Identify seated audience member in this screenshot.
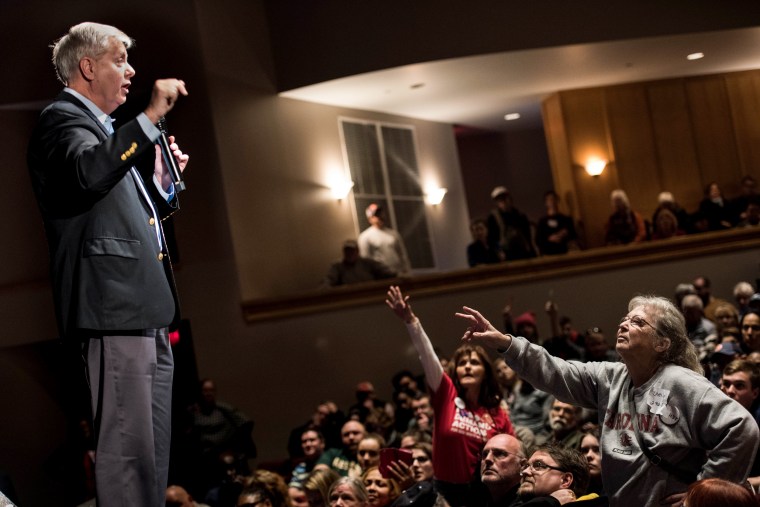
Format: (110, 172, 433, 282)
(682, 478, 756, 507)
(398, 429, 432, 450)
(467, 218, 502, 267)
(578, 429, 604, 497)
(288, 402, 345, 459)
(698, 182, 734, 231)
(543, 301, 583, 360)
(362, 467, 401, 507)
(674, 283, 697, 309)
(508, 379, 553, 437)
(721, 360, 760, 425)
(246, 470, 291, 507)
(190, 379, 255, 497)
(535, 400, 584, 450)
(516, 443, 591, 505)
(166, 485, 211, 507)
(317, 421, 367, 478)
(706, 341, 742, 387)
(681, 294, 716, 349)
(651, 207, 684, 240)
(733, 281, 756, 318)
(582, 329, 618, 362)
(502, 300, 540, 344)
(748, 351, 760, 365)
(289, 484, 310, 507)
(736, 201, 760, 228)
(693, 276, 731, 323)
(291, 430, 327, 487)
(304, 468, 341, 507)
(480, 434, 524, 507)
(729, 175, 760, 224)
(486, 186, 536, 261)
(409, 392, 434, 433)
(325, 240, 396, 287)
(535, 191, 577, 256)
(651, 191, 690, 235)
(741, 310, 760, 354)
(359, 204, 412, 276)
(604, 189, 646, 245)
(238, 486, 273, 507)
(409, 442, 436, 484)
(348, 382, 394, 430)
(357, 434, 386, 472)
(328, 477, 369, 507)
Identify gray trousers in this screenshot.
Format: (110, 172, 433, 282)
(83, 329, 173, 507)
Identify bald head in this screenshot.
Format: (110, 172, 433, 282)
(481, 434, 524, 497)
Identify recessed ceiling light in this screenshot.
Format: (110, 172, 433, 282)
(687, 52, 704, 61)
(504, 113, 521, 121)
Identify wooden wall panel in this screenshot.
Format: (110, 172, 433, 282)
(685, 75, 742, 195)
(559, 89, 618, 248)
(725, 70, 760, 181)
(542, 69, 760, 248)
(646, 80, 704, 212)
(605, 84, 661, 219)
(542, 94, 578, 218)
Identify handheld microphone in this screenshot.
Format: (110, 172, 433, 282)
(157, 116, 186, 193)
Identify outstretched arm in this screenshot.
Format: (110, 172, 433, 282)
(456, 306, 513, 351)
(386, 286, 443, 391)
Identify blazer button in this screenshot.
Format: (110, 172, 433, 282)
(158, 252, 164, 261)
(131, 142, 138, 149)
(149, 217, 155, 226)
(120, 154, 127, 161)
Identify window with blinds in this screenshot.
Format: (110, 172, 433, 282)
(340, 119, 435, 270)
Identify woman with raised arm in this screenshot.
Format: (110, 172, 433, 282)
(385, 286, 513, 507)
(455, 295, 758, 507)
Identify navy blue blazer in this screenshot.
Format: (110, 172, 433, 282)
(28, 92, 180, 337)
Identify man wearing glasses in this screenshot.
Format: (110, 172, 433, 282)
(516, 443, 590, 505)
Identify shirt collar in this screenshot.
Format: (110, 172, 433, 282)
(63, 87, 113, 127)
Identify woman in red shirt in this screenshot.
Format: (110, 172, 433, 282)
(386, 286, 514, 507)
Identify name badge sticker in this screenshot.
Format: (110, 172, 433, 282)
(646, 388, 670, 415)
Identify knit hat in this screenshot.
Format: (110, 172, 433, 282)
(514, 311, 537, 327)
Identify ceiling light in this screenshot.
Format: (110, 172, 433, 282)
(504, 113, 521, 121)
(687, 52, 704, 61)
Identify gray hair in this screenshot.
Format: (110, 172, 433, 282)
(734, 281, 755, 299)
(610, 189, 630, 208)
(51, 22, 133, 85)
(328, 477, 368, 505)
(629, 295, 702, 373)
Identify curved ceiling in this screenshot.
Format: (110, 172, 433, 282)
(280, 26, 760, 132)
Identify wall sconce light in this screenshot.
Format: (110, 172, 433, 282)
(425, 187, 448, 206)
(585, 158, 607, 177)
(330, 179, 355, 200)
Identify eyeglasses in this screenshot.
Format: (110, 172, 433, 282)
(480, 448, 526, 462)
(520, 460, 565, 474)
(742, 324, 760, 332)
(619, 315, 657, 332)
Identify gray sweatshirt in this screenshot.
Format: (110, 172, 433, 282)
(502, 335, 758, 507)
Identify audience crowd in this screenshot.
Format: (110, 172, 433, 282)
(153, 273, 760, 507)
